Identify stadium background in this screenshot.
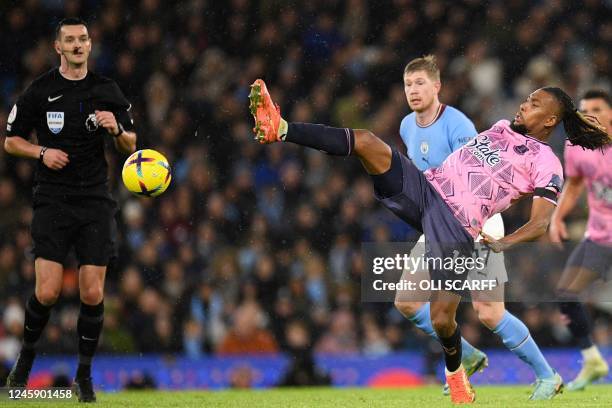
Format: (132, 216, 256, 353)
(0, 0, 610, 390)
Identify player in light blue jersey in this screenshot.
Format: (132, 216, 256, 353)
(394, 56, 561, 400)
(399, 101, 475, 171)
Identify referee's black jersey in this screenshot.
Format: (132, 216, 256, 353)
(6, 68, 134, 198)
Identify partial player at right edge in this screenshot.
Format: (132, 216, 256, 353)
(550, 89, 612, 391)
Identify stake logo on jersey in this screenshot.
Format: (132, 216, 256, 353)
(46, 112, 64, 134)
(465, 134, 501, 166)
(85, 113, 99, 132)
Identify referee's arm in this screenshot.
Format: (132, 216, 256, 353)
(114, 130, 137, 154)
(94, 110, 137, 154)
(5, 88, 69, 169)
(4, 136, 69, 170)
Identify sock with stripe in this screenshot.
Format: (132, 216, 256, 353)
(493, 310, 554, 379)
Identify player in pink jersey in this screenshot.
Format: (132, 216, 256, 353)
(424, 118, 564, 239)
(550, 90, 612, 391)
(249, 80, 610, 403)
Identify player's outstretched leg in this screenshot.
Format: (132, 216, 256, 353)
(6, 259, 61, 388)
(249, 79, 394, 177)
(430, 291, 475, 404)
(472, 299, 563, 400)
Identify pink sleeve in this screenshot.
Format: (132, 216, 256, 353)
(532, 152, 564, 205)
(564, 142, 582, 178)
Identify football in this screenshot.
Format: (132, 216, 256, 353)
(122, 149, 172, 197)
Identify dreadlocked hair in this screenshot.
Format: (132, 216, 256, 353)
(541, 87, 610, 150)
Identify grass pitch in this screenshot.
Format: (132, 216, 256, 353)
(9, 385, 612, 407)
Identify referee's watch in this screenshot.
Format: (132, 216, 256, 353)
(113, 122, 125, 138)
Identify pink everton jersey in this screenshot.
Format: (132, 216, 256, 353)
(424, 120, 563, 238)
(564, 141, 612, 245)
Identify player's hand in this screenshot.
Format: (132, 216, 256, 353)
(480, 231, 507, 253)
(549, 217, 568, 246)
(583, 114, 607, 133)
(42, 148, 69, 170)
(95, 110, 119, 136)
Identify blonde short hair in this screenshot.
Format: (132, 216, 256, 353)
(403, 55, 440, 82)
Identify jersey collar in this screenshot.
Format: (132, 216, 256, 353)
(416, 104, 446, 128)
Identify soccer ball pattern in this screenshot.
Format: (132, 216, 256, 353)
(122, 149, 171, 197)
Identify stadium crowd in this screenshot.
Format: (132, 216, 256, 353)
(0, 0, 610, 380)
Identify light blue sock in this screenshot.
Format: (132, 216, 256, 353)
(494, 311, 554, 379)
(409, 303, 476, 358)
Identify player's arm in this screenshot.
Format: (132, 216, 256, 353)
(549, 176, 584, 242)
(482, 198, 556, 252)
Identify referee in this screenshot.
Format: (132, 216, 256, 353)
(3, 18, 136, 402)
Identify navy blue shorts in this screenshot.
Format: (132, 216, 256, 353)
(566, 239, 612, 278)
(374, 150, 475, 284)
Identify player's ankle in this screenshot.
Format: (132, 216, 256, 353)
(76, 362, 92, 379)
(446, 364, 464, 375)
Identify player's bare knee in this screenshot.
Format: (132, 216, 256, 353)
(431, 312, 455, 338)
(81, 285, 104, 304)
(35, 286, 60, 305)
(358, 130, 388, 152)
(474, 302, 504, 329)
(354, 129, 376, 149)
(394, 299, 419, 318)
(354, 130, 391, 174)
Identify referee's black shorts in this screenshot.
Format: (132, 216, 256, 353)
(31, 193, 117, 266)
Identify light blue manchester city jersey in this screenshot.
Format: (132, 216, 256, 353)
(399, 105, 477, 171)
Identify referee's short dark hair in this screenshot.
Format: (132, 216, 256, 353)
(581, 89, 611, 107)
(55, 17, 88, 39)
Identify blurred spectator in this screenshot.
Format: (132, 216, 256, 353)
(279, 320, 331, 386)
(217, 301, 278, 355)
(315, 310, 359, 354)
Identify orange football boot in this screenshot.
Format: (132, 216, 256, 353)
(446, 365, 476, 404)
(248, 79, 282, 144)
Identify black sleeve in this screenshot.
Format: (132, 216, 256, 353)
(108, 82, 135, 132)
(6, 84, 38, 138)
